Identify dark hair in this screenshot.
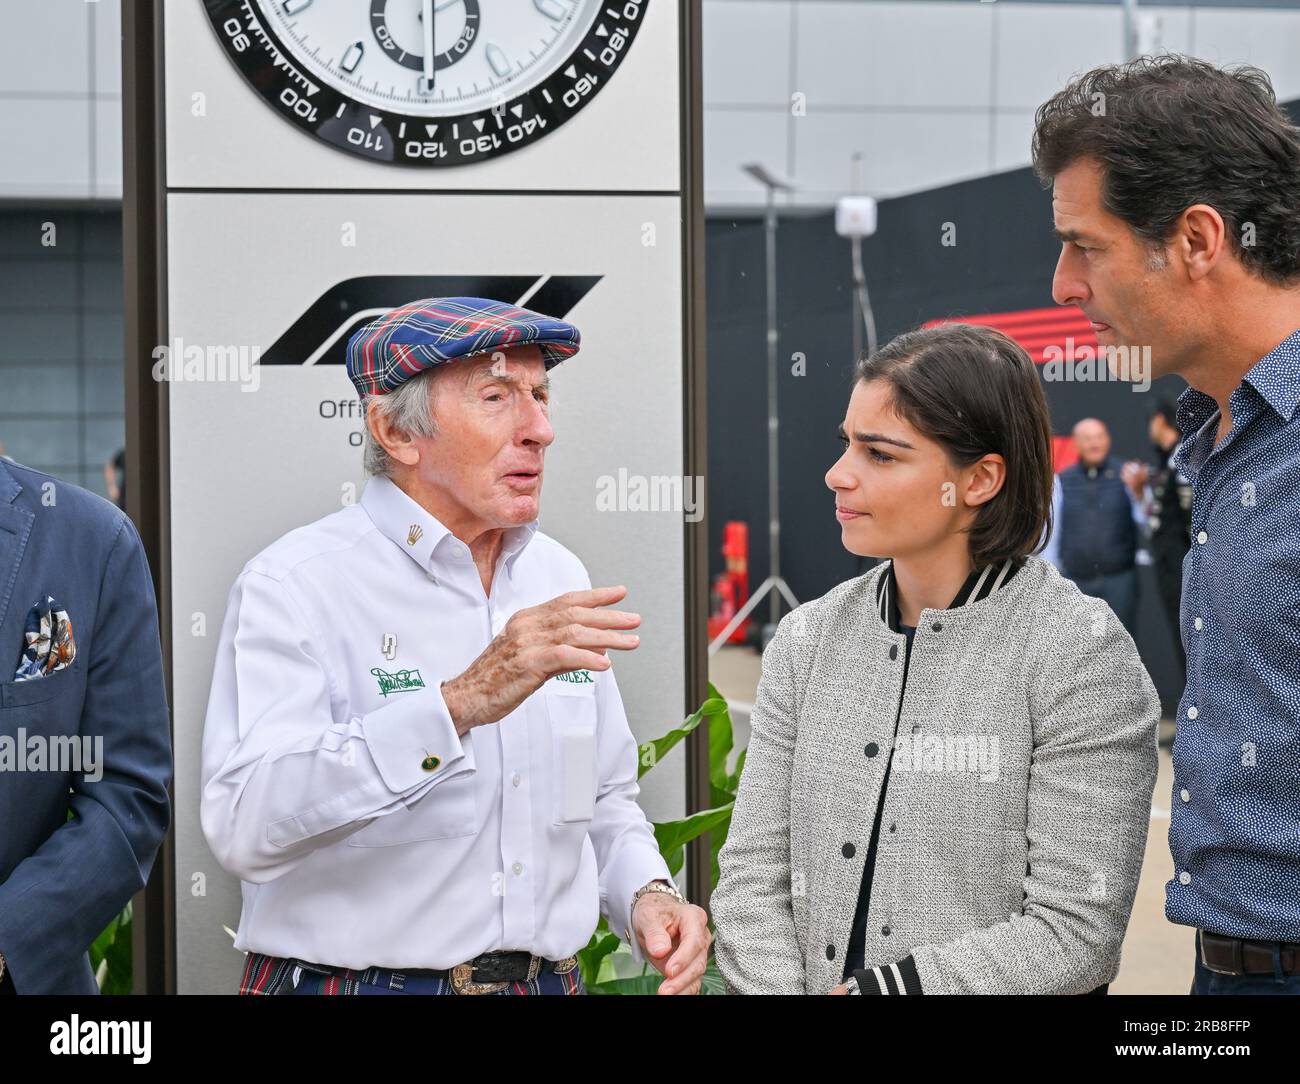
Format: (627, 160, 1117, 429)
(1151, 399, 1179, 430)
(854, 323, 1054, 569)
(1032, 54, 1300, 285)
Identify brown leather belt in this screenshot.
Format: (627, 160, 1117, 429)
(1200, 930, 1300, 976)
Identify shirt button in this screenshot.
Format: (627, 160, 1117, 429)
(512, 862, 524, 876)
(1196, 530, 1208, 544)
(1180, 788, 1190, 802)
(1179, 871, 1191, 885)
(842, 842, 856, 859)
(1193, 617, 1202, 630)
(511, 772, 521, 788)
(1187, 706, 1199, 720)
(426, 571, 437, 583)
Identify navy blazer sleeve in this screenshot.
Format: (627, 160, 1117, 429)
(0, 516, 172, 994)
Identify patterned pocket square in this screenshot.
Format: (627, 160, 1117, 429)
(14, 594, 77, 682)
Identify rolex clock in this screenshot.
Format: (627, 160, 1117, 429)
(203, 0, 649, 165)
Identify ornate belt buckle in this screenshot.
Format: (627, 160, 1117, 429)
(449, 960, 509, 996)
(551, 955, 578, 975)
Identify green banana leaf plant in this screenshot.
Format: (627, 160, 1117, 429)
(578, 683, 744, 994)
(89, 902, 133, 994)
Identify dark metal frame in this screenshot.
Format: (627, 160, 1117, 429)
(123, 0, 175, 995)
(679, 0, 711, 914)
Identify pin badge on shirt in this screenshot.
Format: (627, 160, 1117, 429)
(381, 633, 397, 661)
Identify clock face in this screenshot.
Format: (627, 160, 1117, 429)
(203, 0, 649, 166)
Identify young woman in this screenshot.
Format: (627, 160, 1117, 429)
(712, 323, 1160, 995)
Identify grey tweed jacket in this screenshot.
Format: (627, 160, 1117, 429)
(712, 555, 1160, 995)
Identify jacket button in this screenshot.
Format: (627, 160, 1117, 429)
(931, 621, 943, 632)
(865, 742, 879, 757)
(825, 944, 836, 960)
(881, 925, 891, 936)
(889, 643, 898, 660)
(889, 823, 897, 833)
(842, 842, 856, 859)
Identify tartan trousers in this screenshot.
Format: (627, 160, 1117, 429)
(239, 951, 585, 996)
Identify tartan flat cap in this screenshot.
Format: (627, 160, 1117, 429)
(346, 296, 581, 397)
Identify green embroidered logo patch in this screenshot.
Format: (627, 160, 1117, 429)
(371, 667, 427, 697)
(552, 669, 594, 685)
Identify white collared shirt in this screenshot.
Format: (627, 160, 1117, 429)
(200, 472, 672, 970)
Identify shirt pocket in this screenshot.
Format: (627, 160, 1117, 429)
(345, 757, 480, 847)
(545, 680, 599, 825)
(1, 656, 83, 711)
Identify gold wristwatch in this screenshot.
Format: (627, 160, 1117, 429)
(629, 879, 686, 934)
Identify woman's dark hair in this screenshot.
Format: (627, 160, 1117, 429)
(854, 323, 1054, 569)
(1032, 54, 1300, 286)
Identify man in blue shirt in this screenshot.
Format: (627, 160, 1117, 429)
(1034, 55, 1300, 993)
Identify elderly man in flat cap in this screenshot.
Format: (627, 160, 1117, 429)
(201, 296, 709, 995)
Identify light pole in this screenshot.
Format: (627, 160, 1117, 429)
(709, 164, 800, 654)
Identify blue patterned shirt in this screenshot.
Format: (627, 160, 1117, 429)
(1167, 327, 1300, 942)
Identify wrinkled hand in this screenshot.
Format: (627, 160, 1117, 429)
(633, 890, 712, 995)
(441, 586, 640, 733)
(828, 982, 850, 994)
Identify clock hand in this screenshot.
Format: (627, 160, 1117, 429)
(420, 0, 435, 94)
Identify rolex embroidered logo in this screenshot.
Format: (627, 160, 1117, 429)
(552, 669, 594, 685)
(407, 524, 424, 546)
(371, 667, 426, 697)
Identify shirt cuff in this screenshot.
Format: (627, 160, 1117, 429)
(600, 843, 674, 967)
(360, 684, 473, 797)
(853, 955, 923, 995)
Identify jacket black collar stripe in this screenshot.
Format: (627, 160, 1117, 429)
(874, 557, 1021, 633)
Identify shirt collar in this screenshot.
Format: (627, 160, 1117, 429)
(1240, 327, 1300, 424)
(1173, 327, 1300, 475)
(875, 557, 1020, 633)
(359, 473, 538, 575)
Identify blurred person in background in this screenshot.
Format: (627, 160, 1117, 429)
(1040, 417, 1147, 636)
(1126, 402, 1193, 679)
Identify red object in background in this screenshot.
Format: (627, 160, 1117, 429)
(708, 521, 751, 645)
(922, 305, 1099, 365)
(924, 305, 1098, 477)
(1051, 435, 1079, 474)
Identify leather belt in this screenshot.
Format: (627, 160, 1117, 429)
(1200, 930, 1300, 976)
(289, 950, 579, 996)
(449, 950, 578, 995)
